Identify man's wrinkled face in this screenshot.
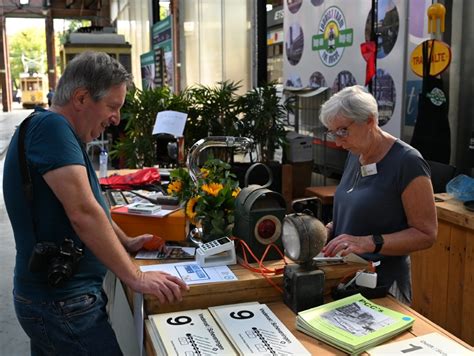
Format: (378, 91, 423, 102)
(82, 83, 127, 143)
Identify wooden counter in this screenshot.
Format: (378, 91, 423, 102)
(125, 257, 365, 316)
(411, 193, 474, 346)
(124, 254, 473, 355)
(143, 295, 474, 356)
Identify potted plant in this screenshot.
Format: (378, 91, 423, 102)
(185, 80, 242, 139)
(238, 82, 290, 163)
(111, 86, 189, 168)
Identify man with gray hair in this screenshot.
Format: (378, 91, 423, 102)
(3, 52, 188, 355)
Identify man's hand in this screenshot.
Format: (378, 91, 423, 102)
(124, 234, 166, 253)
(134, 270, 189, 304)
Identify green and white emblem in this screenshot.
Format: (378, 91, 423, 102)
(312, 6, 353, 67)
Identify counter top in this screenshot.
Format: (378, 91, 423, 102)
(126, 257, 365, 315)
(144, 297, 474, 356)
(435, 193, 474, 230)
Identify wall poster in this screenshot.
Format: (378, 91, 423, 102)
(140, 51, 156, 90)
(152, 16, 174, 91)
(283, 0, 408, 138)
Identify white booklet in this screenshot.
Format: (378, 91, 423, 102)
(126, 202, 161, 215)
(148, 309, 237, 355)
(209, 302, 311, 355)
(367, 332, 474, 355)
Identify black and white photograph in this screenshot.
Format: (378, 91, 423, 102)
(374, 68, 396, 126)
(331, 70, 357, 94)
(321, 302, 395, 337)
(308, 71, 327, 89)
(287, 0, 303, 14)
(365, 0, 399, 59)
(311, 0, 324, 6)
(285, 22, 304, 65)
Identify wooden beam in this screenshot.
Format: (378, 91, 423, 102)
(0, 16, 12, 112)
(45, 14, 56, 90)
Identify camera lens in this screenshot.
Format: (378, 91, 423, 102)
(47, 258, 73, 287)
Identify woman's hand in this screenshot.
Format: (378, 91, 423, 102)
(322, 234, 374, 257)
(325, 221, 334, 239)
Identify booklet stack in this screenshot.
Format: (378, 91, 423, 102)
(209, 302, 310, 355)
(147, 302, 311, 355)
(296, 293, 415, 355)
(148, 309, 236, 355)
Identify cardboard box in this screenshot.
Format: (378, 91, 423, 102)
(111, 208, 188, 241)
(285, 131, 313, 162)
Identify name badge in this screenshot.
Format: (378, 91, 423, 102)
(361, 163, 377, 177)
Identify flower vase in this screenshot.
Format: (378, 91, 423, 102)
(188, 218, 233, 246)
(200, 218, 222, 243)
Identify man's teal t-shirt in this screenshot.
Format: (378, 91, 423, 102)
(3, 108, 109, 301)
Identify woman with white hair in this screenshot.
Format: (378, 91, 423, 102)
(321, 85, 437, 304)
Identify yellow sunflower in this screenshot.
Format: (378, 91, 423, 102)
(201, 182, 223, 197)
(200, 168, 210, 178)
(186, 196, 199, 221)
(167, 180, 183, 194)
(232, 187, 241, 198)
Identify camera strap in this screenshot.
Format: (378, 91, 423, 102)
(18, 112, 41, 242)
(18, 111, 86, 250)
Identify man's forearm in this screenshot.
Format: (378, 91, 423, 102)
(112, 220, 130, 246)
(69, 205, 142, 289)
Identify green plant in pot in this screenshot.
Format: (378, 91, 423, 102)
(238, 82, 290, 162)
(111, 86, 189, 168)
(184, 81, 243, 162)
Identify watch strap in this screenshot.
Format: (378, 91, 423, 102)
(372, 234, 384, 254)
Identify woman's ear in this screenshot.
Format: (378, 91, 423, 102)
(367, 115, 378, 128)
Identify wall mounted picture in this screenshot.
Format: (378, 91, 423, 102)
(285, 74, 303, 88)
(374, 68, 396, 126)
(332, 70, 357, 94)
(285, 22, 304, 65)
(309, 71, 327, 89)
(310, 0, 324, 6)
(365, 0, 399, 59)
(287, 0, 303, 14)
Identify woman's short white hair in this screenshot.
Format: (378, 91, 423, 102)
(319, 85, 378, 127)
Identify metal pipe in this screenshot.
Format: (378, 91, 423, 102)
(186, 136, 253, 184)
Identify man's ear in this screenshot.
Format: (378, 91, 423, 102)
(72, 88, 88, 109)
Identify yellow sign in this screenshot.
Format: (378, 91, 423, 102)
(410, 40, 451, 77)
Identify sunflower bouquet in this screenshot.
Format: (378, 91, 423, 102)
(167, 159, 241, 242)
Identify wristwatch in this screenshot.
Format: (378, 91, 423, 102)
(372, 234, 384, 254)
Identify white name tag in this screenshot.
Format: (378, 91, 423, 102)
(361, 163, 377, 177)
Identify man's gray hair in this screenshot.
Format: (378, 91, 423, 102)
(319, 85, 378, 126)
(52, 51, 133, 106)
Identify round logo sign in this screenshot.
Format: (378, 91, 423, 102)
(312, 6, 353, 67)
(410, 39, 451, 77)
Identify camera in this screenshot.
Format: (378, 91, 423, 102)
(28, 238, 84, 287)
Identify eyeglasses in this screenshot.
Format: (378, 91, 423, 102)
(325, 121, 355, 140)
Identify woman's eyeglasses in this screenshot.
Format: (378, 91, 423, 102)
(325, 121, 355, 140)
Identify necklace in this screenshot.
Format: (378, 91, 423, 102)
(346, 168, 361, 193)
